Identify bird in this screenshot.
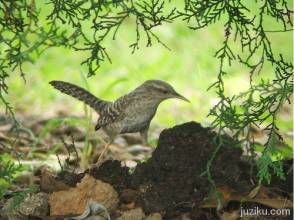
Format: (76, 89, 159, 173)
(49, 79, 189, 164)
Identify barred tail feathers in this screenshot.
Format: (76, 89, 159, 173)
(49, 80, 108, 112)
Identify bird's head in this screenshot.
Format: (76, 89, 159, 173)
(137, 80, 190, 103)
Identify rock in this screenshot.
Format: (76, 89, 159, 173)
(64, 200, 110, 220)
(117, 208, 145, 220)
(49, 175, 119, 216)
(40, 168, 71, 193)
(120, 189, 140, 205)
(18, 192, 49, 216)
(2, 192, 49, 220)
(120, 189, 140, 210)
(145, 213, 162, 220)
(2, 199, 24, 220)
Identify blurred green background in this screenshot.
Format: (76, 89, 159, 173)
(4, 1, 293, 144)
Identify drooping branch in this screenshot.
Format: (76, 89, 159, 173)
(0, 0, 293, 183)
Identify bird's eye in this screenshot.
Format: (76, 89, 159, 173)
(162, 90, 168, 94)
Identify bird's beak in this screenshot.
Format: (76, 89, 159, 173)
(174, 92, 190, 102)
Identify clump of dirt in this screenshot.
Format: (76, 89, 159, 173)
(46, 160, 132, 192)
(56, 171, 85, 187)
(130, 122, 251, 218)
(89, 160, 131, 191)
(85, 122, 253, 219)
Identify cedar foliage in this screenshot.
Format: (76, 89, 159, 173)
(0, 0, 293, 183)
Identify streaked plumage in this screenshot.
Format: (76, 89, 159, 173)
(50, 80, 189, 144)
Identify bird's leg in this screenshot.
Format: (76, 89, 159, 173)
(96, 140, 112, 166)
(140, 127, 149, 146)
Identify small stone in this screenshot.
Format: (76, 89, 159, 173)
(19, 192, 49, 216)
(117, 208, 145, 220)
(146, 213, 162, 220)
(40, 168, 71, 193)
(49, 175, 119, 216)
(2, 192, 49, 220)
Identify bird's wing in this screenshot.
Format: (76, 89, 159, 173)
(95, 94, 134, 130)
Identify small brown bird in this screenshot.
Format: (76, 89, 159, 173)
(50, 80, 189, 163)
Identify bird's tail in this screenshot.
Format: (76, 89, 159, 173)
(49, 80, 109, 113)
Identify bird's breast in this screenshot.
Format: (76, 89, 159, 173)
(117, 100, 159, 133)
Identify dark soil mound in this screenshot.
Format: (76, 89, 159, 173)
(130, 122, 251, 218)
(88, 122, 253, 219)
(89, 160, 131, 191)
